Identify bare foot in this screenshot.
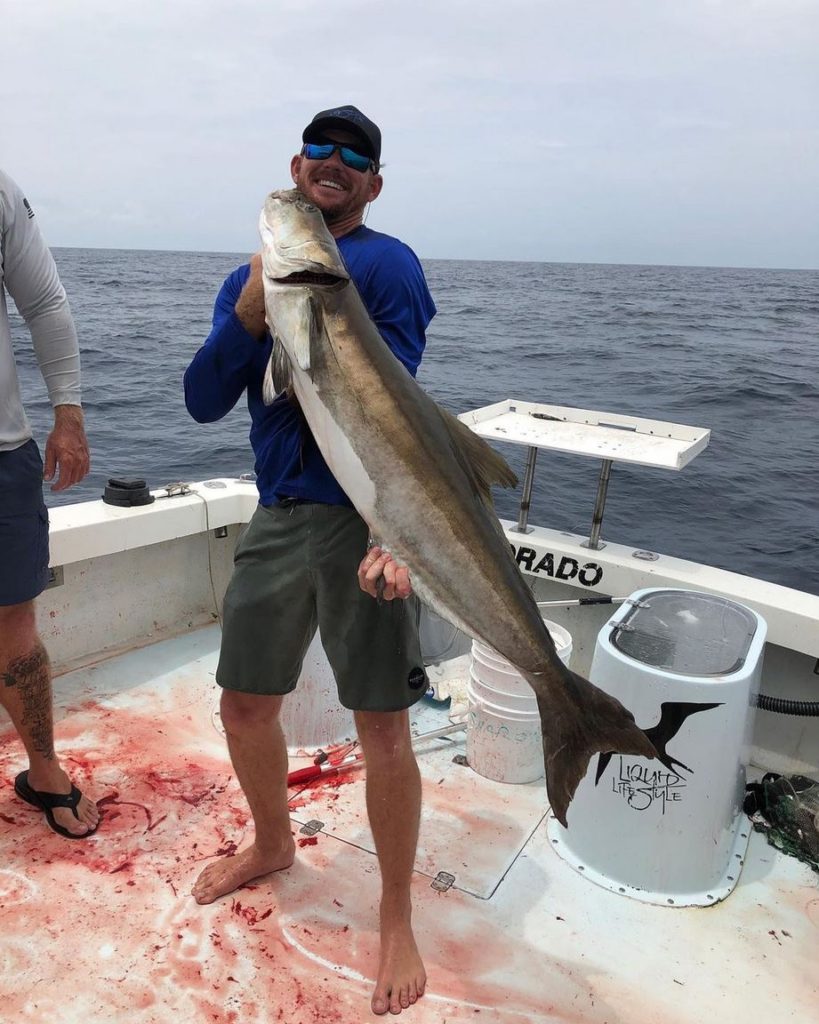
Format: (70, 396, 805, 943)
(26, 766, 100, 836)
(371, 916, 426, 1016)
(192, 839, 295, 904)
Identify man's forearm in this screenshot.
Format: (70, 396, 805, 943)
(235, 253, 267, 338)
(184, 312, 262, 423)
(31, 304, 82, 408)
(235, 286, 267, 338)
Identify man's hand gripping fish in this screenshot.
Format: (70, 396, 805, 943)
(258, 188, 656, 826)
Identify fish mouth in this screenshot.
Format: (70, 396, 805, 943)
(272, 270, 347, 289)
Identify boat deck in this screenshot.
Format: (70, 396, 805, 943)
(1, 625, 817, 1023)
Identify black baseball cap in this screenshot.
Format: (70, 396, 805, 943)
(302, 105, 382, 165)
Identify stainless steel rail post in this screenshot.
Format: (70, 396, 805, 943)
(513, 445, 538, 534)
(585, 458, 612, 550)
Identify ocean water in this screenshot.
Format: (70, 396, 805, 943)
(10, 248, 819, 596)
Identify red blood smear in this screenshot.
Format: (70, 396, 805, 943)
(287, 768, 360, 810)
(231, 900, 273, 927)
(0, 678, 644, 1024)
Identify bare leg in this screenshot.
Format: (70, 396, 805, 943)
(0, 600, 99, 835)
(355, 709, 426, 1016)
(192, 689, 295, 903)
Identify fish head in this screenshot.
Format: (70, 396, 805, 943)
(259, 189, 350, 289)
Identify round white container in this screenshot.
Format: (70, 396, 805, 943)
(547, 588, 767, 907)
(467, 619, 572, 784)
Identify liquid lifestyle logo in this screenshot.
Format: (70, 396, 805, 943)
(594, 701, 723, 813)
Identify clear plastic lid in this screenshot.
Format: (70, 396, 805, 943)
(611, 590, 758, 677)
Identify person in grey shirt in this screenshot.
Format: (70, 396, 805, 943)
(0, 168, 99, 838)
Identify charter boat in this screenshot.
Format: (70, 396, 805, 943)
(1, 400, 816, 1023)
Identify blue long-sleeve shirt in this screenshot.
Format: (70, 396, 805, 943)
(184, 225, 436, 506)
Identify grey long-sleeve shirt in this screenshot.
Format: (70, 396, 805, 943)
(0, 168, 81, 451)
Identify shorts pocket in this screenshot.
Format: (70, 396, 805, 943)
(0, 441, 45, 513)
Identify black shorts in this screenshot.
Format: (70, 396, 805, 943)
(0, 440, 50, 607)
(216, 501, 428, 712)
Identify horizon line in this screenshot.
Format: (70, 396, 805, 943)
(49, 244, 819, 274)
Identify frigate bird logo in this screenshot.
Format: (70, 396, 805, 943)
(594, 701, 723, 785)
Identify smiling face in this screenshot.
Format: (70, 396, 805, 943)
(290, 129, 383, 238)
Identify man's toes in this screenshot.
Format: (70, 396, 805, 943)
(192, 882, 212, 904)
(371, 988, 389, 1016)
(79, 799, 99, 826)
(52, 808, 91, 835)
(74, 796, 100, 830)
(192, 869, 219, 904)
(192, 879, 209, 900)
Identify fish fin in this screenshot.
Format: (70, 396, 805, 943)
(436, 406, 518, 505)
(262, 336, 293, 406)
(526, 667, 658, 828)
(288, 293, 321, 373)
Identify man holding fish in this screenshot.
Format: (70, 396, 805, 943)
(184, 105, 436, 1015)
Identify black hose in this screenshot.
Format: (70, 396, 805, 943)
(755, 693, 819, 717)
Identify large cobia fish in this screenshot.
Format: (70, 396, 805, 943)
(259, 189, 656, 826)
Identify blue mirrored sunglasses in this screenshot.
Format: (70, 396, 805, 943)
(302, 142, 376, 173)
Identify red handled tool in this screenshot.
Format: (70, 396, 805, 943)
(287, 751, 365, 787)
(287, 721, 465, 788)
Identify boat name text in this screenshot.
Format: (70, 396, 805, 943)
(511, 546, 603, 587)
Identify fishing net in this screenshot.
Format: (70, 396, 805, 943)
(744, 773, 819, 873)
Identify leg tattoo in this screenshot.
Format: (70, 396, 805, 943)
(2, 642, 55, 759)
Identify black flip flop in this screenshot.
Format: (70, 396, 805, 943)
(13, 770, 99, 840)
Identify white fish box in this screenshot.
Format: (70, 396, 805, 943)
(459, 399, 710, 470)
(548, 588, 766, 907)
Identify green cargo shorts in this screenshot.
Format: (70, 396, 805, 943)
(216, 500, 428, 712)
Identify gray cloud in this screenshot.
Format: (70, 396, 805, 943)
(1, 0, 816, 267)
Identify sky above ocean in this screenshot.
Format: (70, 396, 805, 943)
(1, 1, 817, 269)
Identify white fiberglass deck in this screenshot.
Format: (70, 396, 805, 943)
(1, 626, 817, 1024)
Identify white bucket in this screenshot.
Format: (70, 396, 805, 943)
(467, 619, 572, 784)
(472, 619, 572, 671)
(469, 651, 532, 701)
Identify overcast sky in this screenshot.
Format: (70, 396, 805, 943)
(2, 0, 817, 268)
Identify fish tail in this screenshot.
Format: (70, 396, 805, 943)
(525, 667, 658, 828)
